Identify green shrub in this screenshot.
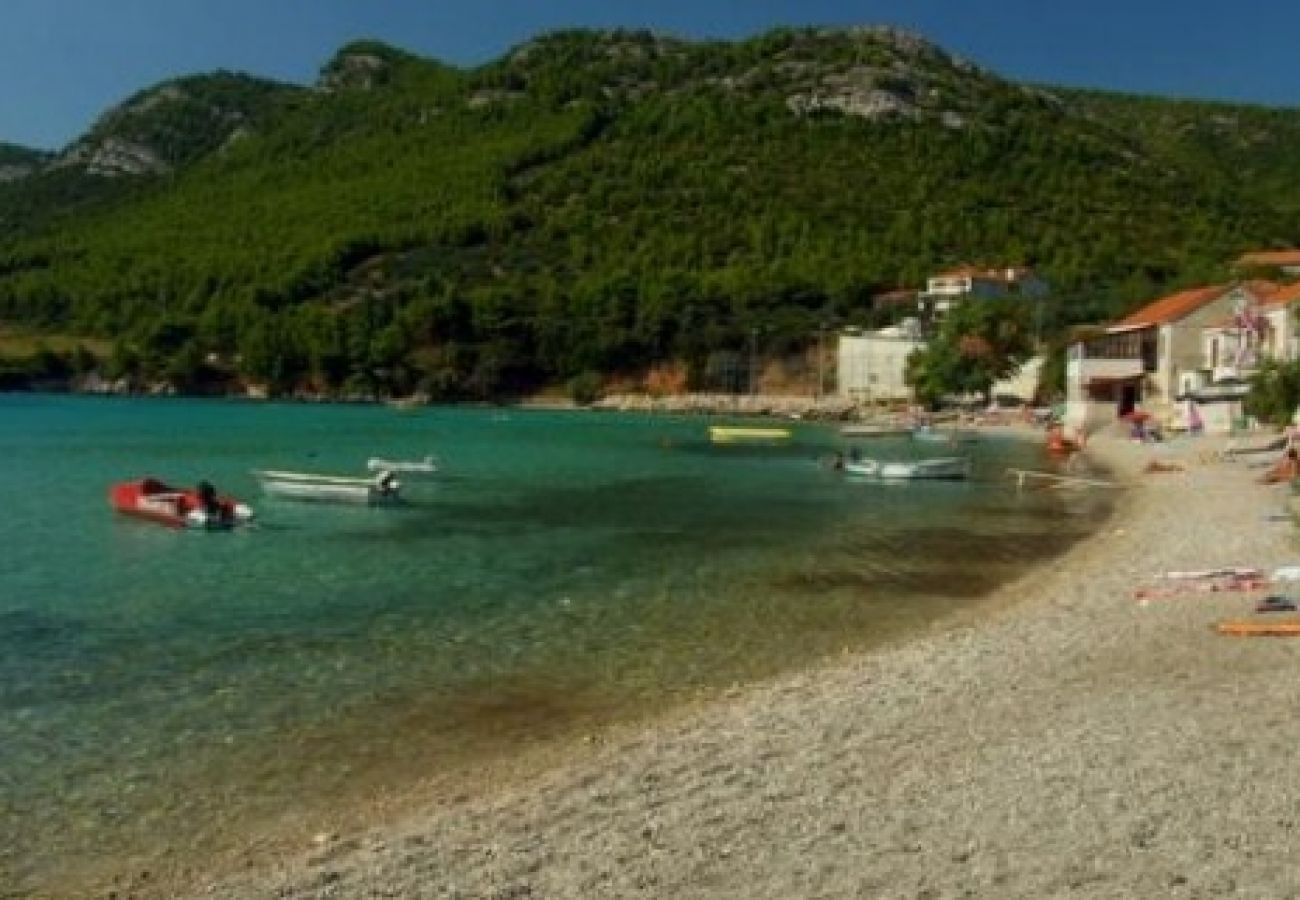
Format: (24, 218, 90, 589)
(567, 370, 604, 405)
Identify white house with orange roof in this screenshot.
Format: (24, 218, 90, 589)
(1066, 282, 1276, 433)
(920, 265, 1048, 317)
(1235, 249, 1300, 278)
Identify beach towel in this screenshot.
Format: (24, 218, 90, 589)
(1160, 567, 1262, 581)
(1135, 576, 1271, 603)
(1135, 569, 1270, 602)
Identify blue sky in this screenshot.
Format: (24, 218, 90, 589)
(4, 0, 1298, 150)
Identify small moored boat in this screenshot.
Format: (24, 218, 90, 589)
(254, 469, 402, 505)
(366, 455, 437, 474)
(110, 478, 254, 529)
(912, 426, 975, 444)
(841, 423, 912, 438)
(844, 456, 972, 480)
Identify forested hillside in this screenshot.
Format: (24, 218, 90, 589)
(1, 27, 1298, 398)
(0, 142, 51, 172)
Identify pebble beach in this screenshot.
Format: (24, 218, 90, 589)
(101, 430, 1300, 899)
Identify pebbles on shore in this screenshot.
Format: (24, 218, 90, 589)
(151, 432, 1300, 898)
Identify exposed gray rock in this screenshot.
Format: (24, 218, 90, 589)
(120, 84, 186, 117)
(787, 88, 918, 121)
(0, 163, 36, 182)
(53, 137, 168, 177)
(320, 53, 390, 92)
(940, 110, 967, 130)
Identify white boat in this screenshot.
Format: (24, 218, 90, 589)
(366, 455, 438, 474)
(253, 469, 402, 504)
(844, 456, 972, 480)
(841, 423, 912, 438)
(912, 427, 976, 444)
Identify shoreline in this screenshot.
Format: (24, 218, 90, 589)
(2, 386, 891, 422)
(158, 428, 1300, 899)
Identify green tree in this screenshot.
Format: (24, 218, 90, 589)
(1246, 358, 1300, 426)
(906, 298, 1035, 406)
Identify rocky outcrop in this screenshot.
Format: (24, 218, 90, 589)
(0, 163, 37, 182)
(45, 73, 288, 178)
(319, 51, 391, 91)
(54, 136, 169, 177)
(788, 87, 918, 121)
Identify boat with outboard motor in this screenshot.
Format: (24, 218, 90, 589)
(110, 478, 254, 529)
(843, 456, 972, 480)
(253, 469, 402, 505)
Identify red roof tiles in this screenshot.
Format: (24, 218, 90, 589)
(1262, 281, 1300, 308)
(1110, 285, 1227, 330)
(1237, 250, 1300, 268)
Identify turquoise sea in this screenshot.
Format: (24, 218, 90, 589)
(0, 395, 1108, 894)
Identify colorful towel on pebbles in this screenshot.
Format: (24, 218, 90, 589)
(1135, 569, 1268, 602)
(1134, 567, 1300, 603)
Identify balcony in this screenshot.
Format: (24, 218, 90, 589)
(1211, 364, 1253, 383)
(1067, 356, 1144, 383)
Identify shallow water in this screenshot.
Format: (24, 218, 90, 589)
(0, 395, 1108, 893)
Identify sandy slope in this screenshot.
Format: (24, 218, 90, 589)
(142, 432, 1300, 899)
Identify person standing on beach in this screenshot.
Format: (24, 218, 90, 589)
(1259, 448, 1300, 484)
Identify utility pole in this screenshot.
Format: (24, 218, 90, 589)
(816, 322, 826, 400)
(749, 326, 758, 397)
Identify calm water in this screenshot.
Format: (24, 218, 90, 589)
(0, 395, 1108, 893)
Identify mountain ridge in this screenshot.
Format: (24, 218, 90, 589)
(1, 26, 1298, 398)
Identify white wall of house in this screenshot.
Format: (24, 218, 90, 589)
(920, 269, 1048, 317)
(990, 356, 1044, 403)
(1264, 304, 1300, 362)
(925, 275, 1007, 299)
(837, 329, 926, 402)
(1151, 287, 1253, 412)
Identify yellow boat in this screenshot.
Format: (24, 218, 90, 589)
(708, 425, 793, 444)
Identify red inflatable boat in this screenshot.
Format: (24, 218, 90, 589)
(110, 478, 254, 530)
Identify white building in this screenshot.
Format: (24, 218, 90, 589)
(1065, 281, 1279, 434)
(920, 265, 1048, 317)
(837, 321, 926, 403)
(991, 356, 1045, 404)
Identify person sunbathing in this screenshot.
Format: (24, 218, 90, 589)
(1259, 448, 1300, 484)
